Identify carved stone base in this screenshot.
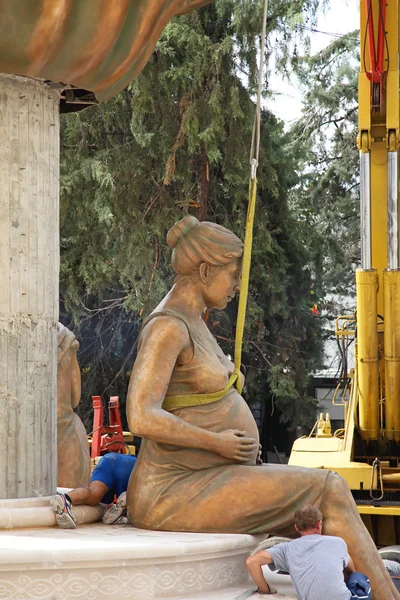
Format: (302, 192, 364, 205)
(0, 523, 296, 599)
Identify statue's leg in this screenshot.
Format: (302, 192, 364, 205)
(128, 463, 330, 535)
(320, 472, 400, 600)
(129, 459, 399, 599)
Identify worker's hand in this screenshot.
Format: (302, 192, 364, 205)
(213, 429, 257, 463)
(257, 584, 278, 595)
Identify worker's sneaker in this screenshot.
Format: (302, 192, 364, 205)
(52, 493, 76, 529)
(103, 492, 127, 525)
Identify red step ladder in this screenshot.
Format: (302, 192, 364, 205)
(91, 395, 127, 458)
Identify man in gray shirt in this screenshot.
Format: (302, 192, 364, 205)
(246, 505, 372, 599)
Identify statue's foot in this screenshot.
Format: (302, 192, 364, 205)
(379, 546, 400, 591)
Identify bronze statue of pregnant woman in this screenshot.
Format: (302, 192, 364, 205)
(126, 215, 399, 600)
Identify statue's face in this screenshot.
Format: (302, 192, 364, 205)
(202, 258, 242, 310)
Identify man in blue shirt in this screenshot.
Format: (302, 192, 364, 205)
(246, 505, 372, 599)
(52, 452, 137, 529)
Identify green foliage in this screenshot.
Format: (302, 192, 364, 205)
(60, 0, 327, 436)
(269, 365, 318, 429)
(281, 31, 360, 378)
(289, 32, 359, 300)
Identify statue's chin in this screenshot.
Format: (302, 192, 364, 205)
(211, 301, 228, 310)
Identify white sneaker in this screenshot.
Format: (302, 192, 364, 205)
(52, 493, 76, 529)
(102, 492, 127, 525)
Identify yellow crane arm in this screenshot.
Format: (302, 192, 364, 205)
(357, 0, 400, 442)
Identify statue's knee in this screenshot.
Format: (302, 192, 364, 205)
(324, 471, 350, 499)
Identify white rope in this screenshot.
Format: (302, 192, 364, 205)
(234, 0, 270, 377)
(250, 0, 269, 180)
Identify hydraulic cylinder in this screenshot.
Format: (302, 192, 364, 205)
(360, 151, 372, 270)
(356, 269, 380, 440)
(384, 269, 400, 441)
(387, 149, 399, 270)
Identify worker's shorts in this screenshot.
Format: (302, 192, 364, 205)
(346, 572, 372, 599)
(90, 452, 137, 504)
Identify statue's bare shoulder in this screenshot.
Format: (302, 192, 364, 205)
(138, 312, 193, 366)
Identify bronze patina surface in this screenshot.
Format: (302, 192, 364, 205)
(126, 215, 399, 600)
(0, 0, 211, 103)
(57, 323, 91, 488)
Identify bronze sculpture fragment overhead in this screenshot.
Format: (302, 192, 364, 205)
(0, 0, 212, 110)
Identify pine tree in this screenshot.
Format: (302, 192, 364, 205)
(288, 31, 359, 370)
(291, 32, 359, 296)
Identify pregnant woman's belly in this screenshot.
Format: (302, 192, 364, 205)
(177, 389, 259, 459)
(139, 389, 260, 473)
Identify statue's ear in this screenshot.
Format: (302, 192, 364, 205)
(199, 262, 209, 283)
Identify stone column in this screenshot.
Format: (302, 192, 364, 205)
(0, 75, 59, 499)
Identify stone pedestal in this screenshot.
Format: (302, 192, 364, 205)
(0, 74, 60, 499)
(0, 525, 297, 599)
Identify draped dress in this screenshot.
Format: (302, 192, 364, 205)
(127, 309, 330, 534)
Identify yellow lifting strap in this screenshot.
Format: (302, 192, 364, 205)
(234, 177, 258, 394)
(162, 0, 268, 411)
(162, 368, 241, 411)
(234, 0, 268, 392)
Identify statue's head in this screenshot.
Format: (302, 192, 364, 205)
(167, 216, 243, 309)
(167, 215, 243, 274)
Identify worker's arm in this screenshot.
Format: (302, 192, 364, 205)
(246, 550, 276, 594)
(344, 556, 356, 580)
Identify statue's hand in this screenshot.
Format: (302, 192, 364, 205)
(214, 429, 257, 463)
(256, 444, 263, 465)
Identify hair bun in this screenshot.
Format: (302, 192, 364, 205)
(167, 215, 199, 249)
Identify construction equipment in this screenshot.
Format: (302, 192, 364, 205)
(289, 0, 400, 546)
(91, 396, 129, 459)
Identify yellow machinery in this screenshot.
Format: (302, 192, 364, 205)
(289, 0, 400, 546)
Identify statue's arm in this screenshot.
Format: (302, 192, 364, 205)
(70, 353, 81, 409)
(126, 317, 222, 453)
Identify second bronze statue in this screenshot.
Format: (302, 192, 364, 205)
(57, 323, 91, 489)
(126, 215, 399, 600)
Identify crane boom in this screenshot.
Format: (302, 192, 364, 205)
(358, 0, 400, 442)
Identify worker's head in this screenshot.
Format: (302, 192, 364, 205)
(294, 505, 323, 536)
(167, 216, 243, 309)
